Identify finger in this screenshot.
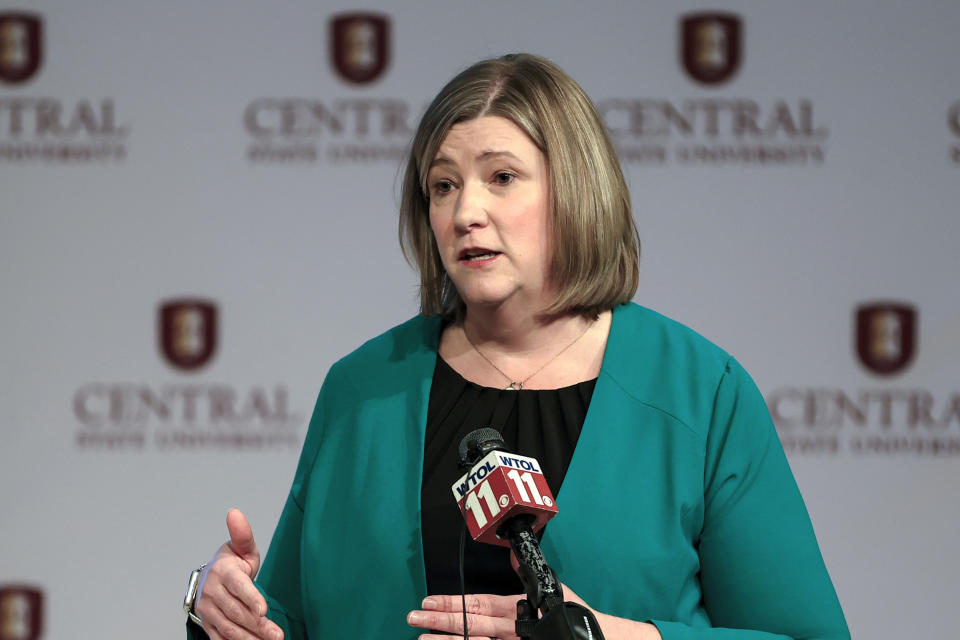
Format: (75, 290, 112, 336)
(417, 635, 499, 640)
(226, 509, 261, 573)
(198, 581, 278, 640)
(200, 592, 284, 640)
(221, 565, 269, 617)
(202, 622, 227, 640)
(205, 615, 274, 640)
(407, 609, 514, 639)
(256, 616, 285, 640)
(201, 560, 262, 616)
(420, 593, 519, 618)
(195, 582, 252, 631)
(200, 601, 268, 640)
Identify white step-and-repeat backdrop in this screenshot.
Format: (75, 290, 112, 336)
(2, 2, 958, 639)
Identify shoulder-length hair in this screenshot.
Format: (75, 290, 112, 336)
(399, 53, 639, 319)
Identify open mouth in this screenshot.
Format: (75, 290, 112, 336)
(459, 249, 501, 262)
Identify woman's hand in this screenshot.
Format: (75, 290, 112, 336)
(193, 509, 284, 640)
(406, 584, 662, 640)
(407, 592, 522, 640)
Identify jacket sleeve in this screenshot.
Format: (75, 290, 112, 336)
(253, 491, 310, 640)
(253, 376, 335, 640)
(651, 358, 849, 640)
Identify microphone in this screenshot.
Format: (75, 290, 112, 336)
(453, 429, 606, 640)
(452, 428, 559, 546)
(453, 429, 562, 608)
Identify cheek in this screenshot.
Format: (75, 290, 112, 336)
(427, 208, 444, 242)
(428, 210, 454, 261)
(518, 201, 551, 253)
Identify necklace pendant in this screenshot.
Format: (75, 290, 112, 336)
(505, 381, 521, 391)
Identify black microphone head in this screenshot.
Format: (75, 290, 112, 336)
(458, 428, 507, 466)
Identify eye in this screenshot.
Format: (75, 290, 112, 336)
(493, 171, 516, 185)
(430, 179, 455, 197)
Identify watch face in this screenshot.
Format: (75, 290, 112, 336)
(183, 568, 203, 613)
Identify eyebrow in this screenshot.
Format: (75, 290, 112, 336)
(429, 149, 523, 169)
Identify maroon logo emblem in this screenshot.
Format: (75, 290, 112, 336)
(159, 298, 218, 371)
(855, 302, 917, 376)
(0, 586, 43, 640)
(680, 11, 741, 86)
(0, 12, 42, 85)
(330, 12, 390, 85)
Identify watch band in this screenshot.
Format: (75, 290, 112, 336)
(183, 564, 207, 626)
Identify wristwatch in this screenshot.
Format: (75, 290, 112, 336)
(183, 564, 207, 625)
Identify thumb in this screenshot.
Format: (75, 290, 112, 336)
(225, 508, 260, 575)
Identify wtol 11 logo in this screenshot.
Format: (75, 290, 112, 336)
(71, 298, 303, 451)
(949, 100, 960, 165)
(0, 11, 129, 163)
(599, 11, 829, 167)
(768, 302, 960, 457)
(243, 12, 416, 165)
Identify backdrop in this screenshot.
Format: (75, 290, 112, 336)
(2, 2, 958, 639)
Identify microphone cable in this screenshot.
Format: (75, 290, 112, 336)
(459, 517, 470, 640)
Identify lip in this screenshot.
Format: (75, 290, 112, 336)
(457, 247, 502, 267)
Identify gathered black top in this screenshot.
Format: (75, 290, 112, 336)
(420, 356, 597, 596)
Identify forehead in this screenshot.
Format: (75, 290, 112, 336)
(434, 116, 540, 159)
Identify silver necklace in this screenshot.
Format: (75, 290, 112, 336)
(463, 320, 594, 391)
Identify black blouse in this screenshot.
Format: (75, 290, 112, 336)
(421, 356, 596, 596)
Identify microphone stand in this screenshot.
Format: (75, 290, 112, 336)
(500, 517, 605, 640)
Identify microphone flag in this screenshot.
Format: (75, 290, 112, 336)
(451, 449, 559, 547)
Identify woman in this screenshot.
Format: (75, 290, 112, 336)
(185, 54, 849, 640)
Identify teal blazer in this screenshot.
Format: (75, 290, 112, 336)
(194, 303, 848, 639)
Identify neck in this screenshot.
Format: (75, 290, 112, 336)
(441, 303, 611, 390)
(462, 303, 590, 354)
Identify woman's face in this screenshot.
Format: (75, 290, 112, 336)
(427, 116, 553, 314)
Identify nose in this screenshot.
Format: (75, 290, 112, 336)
(452, 181, 489, 232)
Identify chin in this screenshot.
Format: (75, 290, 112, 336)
(456, 284, 513, 308)
(459, 293, 509, 309)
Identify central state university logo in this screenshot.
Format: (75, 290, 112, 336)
(329, 12, 390, 85)
(0, 11, 42, 85)
(680, 11, 741, 86)
(0, 586, 43, 640)
(158, 298, 218, 372)
(855, 302, 917, 376)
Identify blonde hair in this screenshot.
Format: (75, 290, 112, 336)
(399, 53, 639, 318)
